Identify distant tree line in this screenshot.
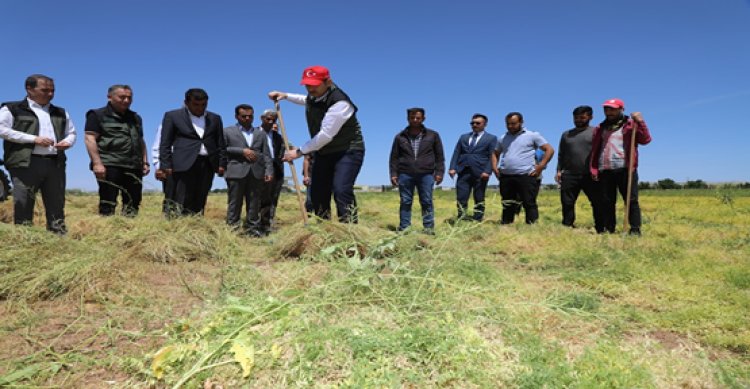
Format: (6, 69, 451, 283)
(638, 179, 750, 190)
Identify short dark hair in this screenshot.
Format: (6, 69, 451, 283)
(235, 104, 254, 116)
(25, 74, 53, 89)
(184, 88, 209, 102)
(572, 105, 593, 116)
(107, 84, 132, 96)
(472, 113, 488, 124)
(505, 112, 523, 122)
(407, 107, 425, 116)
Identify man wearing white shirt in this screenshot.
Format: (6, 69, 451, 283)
(259, 109, 285, 227)
(0, 74, 76, 234)
(158, 88, 226, 216)
(268, 65, 365, 223)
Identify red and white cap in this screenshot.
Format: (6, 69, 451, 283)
(602, 98, 625, 109)
(300, 65, 330, 86)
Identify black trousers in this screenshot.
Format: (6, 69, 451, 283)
(97, 166, 142, 216)
(559, 172, 603, 232)
(499, 174, 539, 224)
(172, 156, 214, 216)
(310, 149, 364, 223)
(599, 168, 641, 233)
(456, 171, 489, 221)
(8, 155, 66, 234)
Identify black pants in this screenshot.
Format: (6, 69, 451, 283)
(560, 172, 603, 232)
(599, 168, 641, 233)
(8, 155, 66, 234)
(161, 175, 177, 217)
(172, 156, 214, 216)
(97, 166, 142, 216)
(310, 149, 364, 223)
(456, 171, 489, 221)
(499, 174, 539, 224)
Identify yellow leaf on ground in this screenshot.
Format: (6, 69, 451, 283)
(151, 345, 175, 379)
(230, 342, 255, 378)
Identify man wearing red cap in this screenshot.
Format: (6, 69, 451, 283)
(589, 98, 652, 235)
(269, 65, 365, 223)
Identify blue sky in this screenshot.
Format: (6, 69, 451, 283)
(2, 0, 749, 191)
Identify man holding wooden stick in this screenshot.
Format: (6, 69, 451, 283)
(590, 98, 652, 236)
(268, 65, 365, 223)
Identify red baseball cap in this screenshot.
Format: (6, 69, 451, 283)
(300, 65, 330, 86)
(602, 98, 625, 109)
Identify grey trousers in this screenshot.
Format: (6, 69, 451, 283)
(8, 155, 67, 234)
(226, 175, 269, 235)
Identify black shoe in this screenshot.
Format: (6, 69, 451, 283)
(628, 228, 641, 236)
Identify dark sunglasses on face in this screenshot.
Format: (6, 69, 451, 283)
(470, 121, 482, 126)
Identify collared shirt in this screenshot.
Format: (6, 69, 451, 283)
(495, 128, 548, 175)
(264, 128, 275, 158)
(469, 130, 485, 147)
(152, 125, 162, 168)
(598, 127, 626, 170)
(285, 92, 354, 154)
(189, 111, 208, 156)
(407, 128, 425, 160)
(240, 124, 254, 147)
(0, 97, 77, 155)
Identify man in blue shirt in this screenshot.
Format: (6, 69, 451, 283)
(492, 112, 554, 224)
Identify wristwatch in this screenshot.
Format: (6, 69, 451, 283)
(296, 149, 303, 157)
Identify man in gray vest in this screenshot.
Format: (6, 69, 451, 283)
(223, 104, 273, 236)
(84, 85, 150, 216)
(0, 74, 76, 234)
(268, 65, 365, 223)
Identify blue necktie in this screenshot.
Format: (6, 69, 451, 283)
(469, 133, 478, 148)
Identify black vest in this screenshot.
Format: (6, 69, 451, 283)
(87, 104, 144, 169)
(305, 86, 365, 155)
(1, 99, 68, 168)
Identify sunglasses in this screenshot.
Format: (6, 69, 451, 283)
(470, 121, 483, 126)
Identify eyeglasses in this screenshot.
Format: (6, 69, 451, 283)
(470, 121, 483, 126)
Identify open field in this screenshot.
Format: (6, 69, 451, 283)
(1, 189, 749, 388)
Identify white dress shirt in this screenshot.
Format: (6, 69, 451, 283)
(189, 112, 208, 156)
(286, 92, 354, 154)
(240, 125, 254, 146)
(152, 125, 162, 168)
(0, 98, 76, 155)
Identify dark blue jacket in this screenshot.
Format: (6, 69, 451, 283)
(449, 131, 497, 177)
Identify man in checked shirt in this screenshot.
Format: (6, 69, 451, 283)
(388, 107, 445, 233)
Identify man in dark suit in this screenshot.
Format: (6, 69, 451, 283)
(448, 113, 497, 222)
(259, 109, 285, 226)
(157, 88, 226, 216)
(223, 104, 273, 236)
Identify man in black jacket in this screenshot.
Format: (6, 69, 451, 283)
(157, 88, 226, 216)
(388, 107, 445, 232)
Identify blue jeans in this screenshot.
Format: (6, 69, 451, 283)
(398, 173, 435, 230)
(310, 149, 364, 223)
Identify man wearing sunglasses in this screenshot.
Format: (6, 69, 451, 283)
(448, 114, 497, 222)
